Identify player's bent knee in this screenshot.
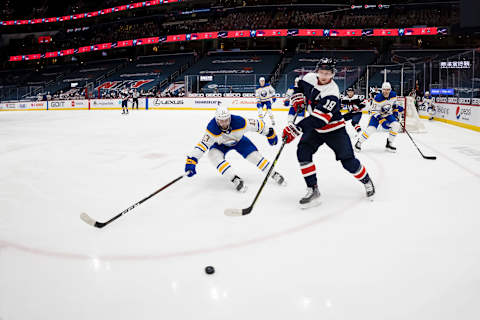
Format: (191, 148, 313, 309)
(297, 143, 315, 162)
(390, 121, 400, 132)
(341, 157, 360, 173)
(208, 148, 225, 165)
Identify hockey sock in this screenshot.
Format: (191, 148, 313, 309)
(257, 107, 264, 118)
(388, 121, 400, 143)
(246, 152, 271, 173)
(215, 159, 236, 181)
(358, 125, 376, 143)
(300, 161, 317, 187)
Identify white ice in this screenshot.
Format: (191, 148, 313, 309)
(0, 109, 479, 320)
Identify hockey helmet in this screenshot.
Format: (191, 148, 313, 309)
(215, 105, 231, 132)
(315, 58, 336, 74)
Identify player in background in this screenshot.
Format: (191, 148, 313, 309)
(132, 89, 140, 110)
(281, 58, 375, 208)
(284, 77, 306, 124)
(185, 105, 286, 192)
(255, 77, 277, 125)
(422, 91, 435, 120)
(341, 87, 366, 135)
(354, 82, 403, 153)
(120, 86, 129, 114)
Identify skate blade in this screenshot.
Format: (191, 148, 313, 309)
(300, 199, 321, 210)
(385, 148, 397, 153)
(366, 195, 375, 202)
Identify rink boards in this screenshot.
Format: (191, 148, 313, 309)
(1, 97, 480, 131)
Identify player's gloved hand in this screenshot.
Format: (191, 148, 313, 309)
(185, 157, 198, 177)
(266, 127, 278, 146)
(290, 93, 306, 113)
(282, 124, 302, 144)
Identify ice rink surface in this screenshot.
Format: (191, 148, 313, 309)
(1, 109, 479, 319)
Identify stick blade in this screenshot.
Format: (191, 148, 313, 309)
(423, 155, 437, 160)
(80, 212, 98, 227)
(224, 208, 243, 216)
(224, 206, 253, 217)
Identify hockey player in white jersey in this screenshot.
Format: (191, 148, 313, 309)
(255, 77, 277, 125)
(185, 105, 286, 192)
(422, 91, 435, 120)
(355, 82, 404, 153)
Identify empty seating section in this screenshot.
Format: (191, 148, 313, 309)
(276, 50, 377, 94)
(100, 53, 194, 92)
(181, 52, 281, 93)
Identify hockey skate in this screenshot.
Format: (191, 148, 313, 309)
(360, 175, 375, 201)
(385, 139, 396, 153)
(299, 185, 321, 209)
(231, 175, 247, 193)
(271, 171, 287, 186)
(354, 140, 362, 152)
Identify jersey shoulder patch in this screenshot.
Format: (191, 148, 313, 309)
(206, 118, 222, 136)
(374, 92, 386, 102)
(321, 81, 340, 99)
(230, 115, 247, 131)
(302, 72, 318, 86)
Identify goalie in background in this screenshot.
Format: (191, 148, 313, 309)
(355, 82, 404, 153)
(185, 105, 286, 192)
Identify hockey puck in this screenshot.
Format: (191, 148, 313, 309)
(205, 266, 215, 275)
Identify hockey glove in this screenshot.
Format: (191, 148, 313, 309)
(290, 93, 306, 113)
(185, 157, 198, 177)
(266, 127, 278, 146)
(282, 124, 302, 144)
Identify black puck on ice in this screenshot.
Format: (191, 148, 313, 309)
(205, 266, 215, 275)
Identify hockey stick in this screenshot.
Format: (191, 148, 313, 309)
(224, 112, 301, 216)
(396, 116, 437, 160)
(80, 173, 187, 228)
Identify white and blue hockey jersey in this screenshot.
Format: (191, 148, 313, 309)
(188, 115, 271, 161)
(371, 91, 402, 117)
(255, 83, 276, 103)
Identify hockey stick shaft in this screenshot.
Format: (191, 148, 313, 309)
(396, 116, 436, 160)
(81, 173, 186, 228)
(225, 111, 301, 216)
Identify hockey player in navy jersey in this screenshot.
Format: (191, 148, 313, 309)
(281, 58, 375, 208)
(341, 87, 366, 134)
(354, 82, 404, 153)
(255, 77, 277, 125)
(185, 105, 286, 192)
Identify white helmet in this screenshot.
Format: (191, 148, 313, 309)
(381, 82, 392, 90)
(215, 104, 231, 131)
(425, 91, 430, 96)
(259, 77, 265, 84)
